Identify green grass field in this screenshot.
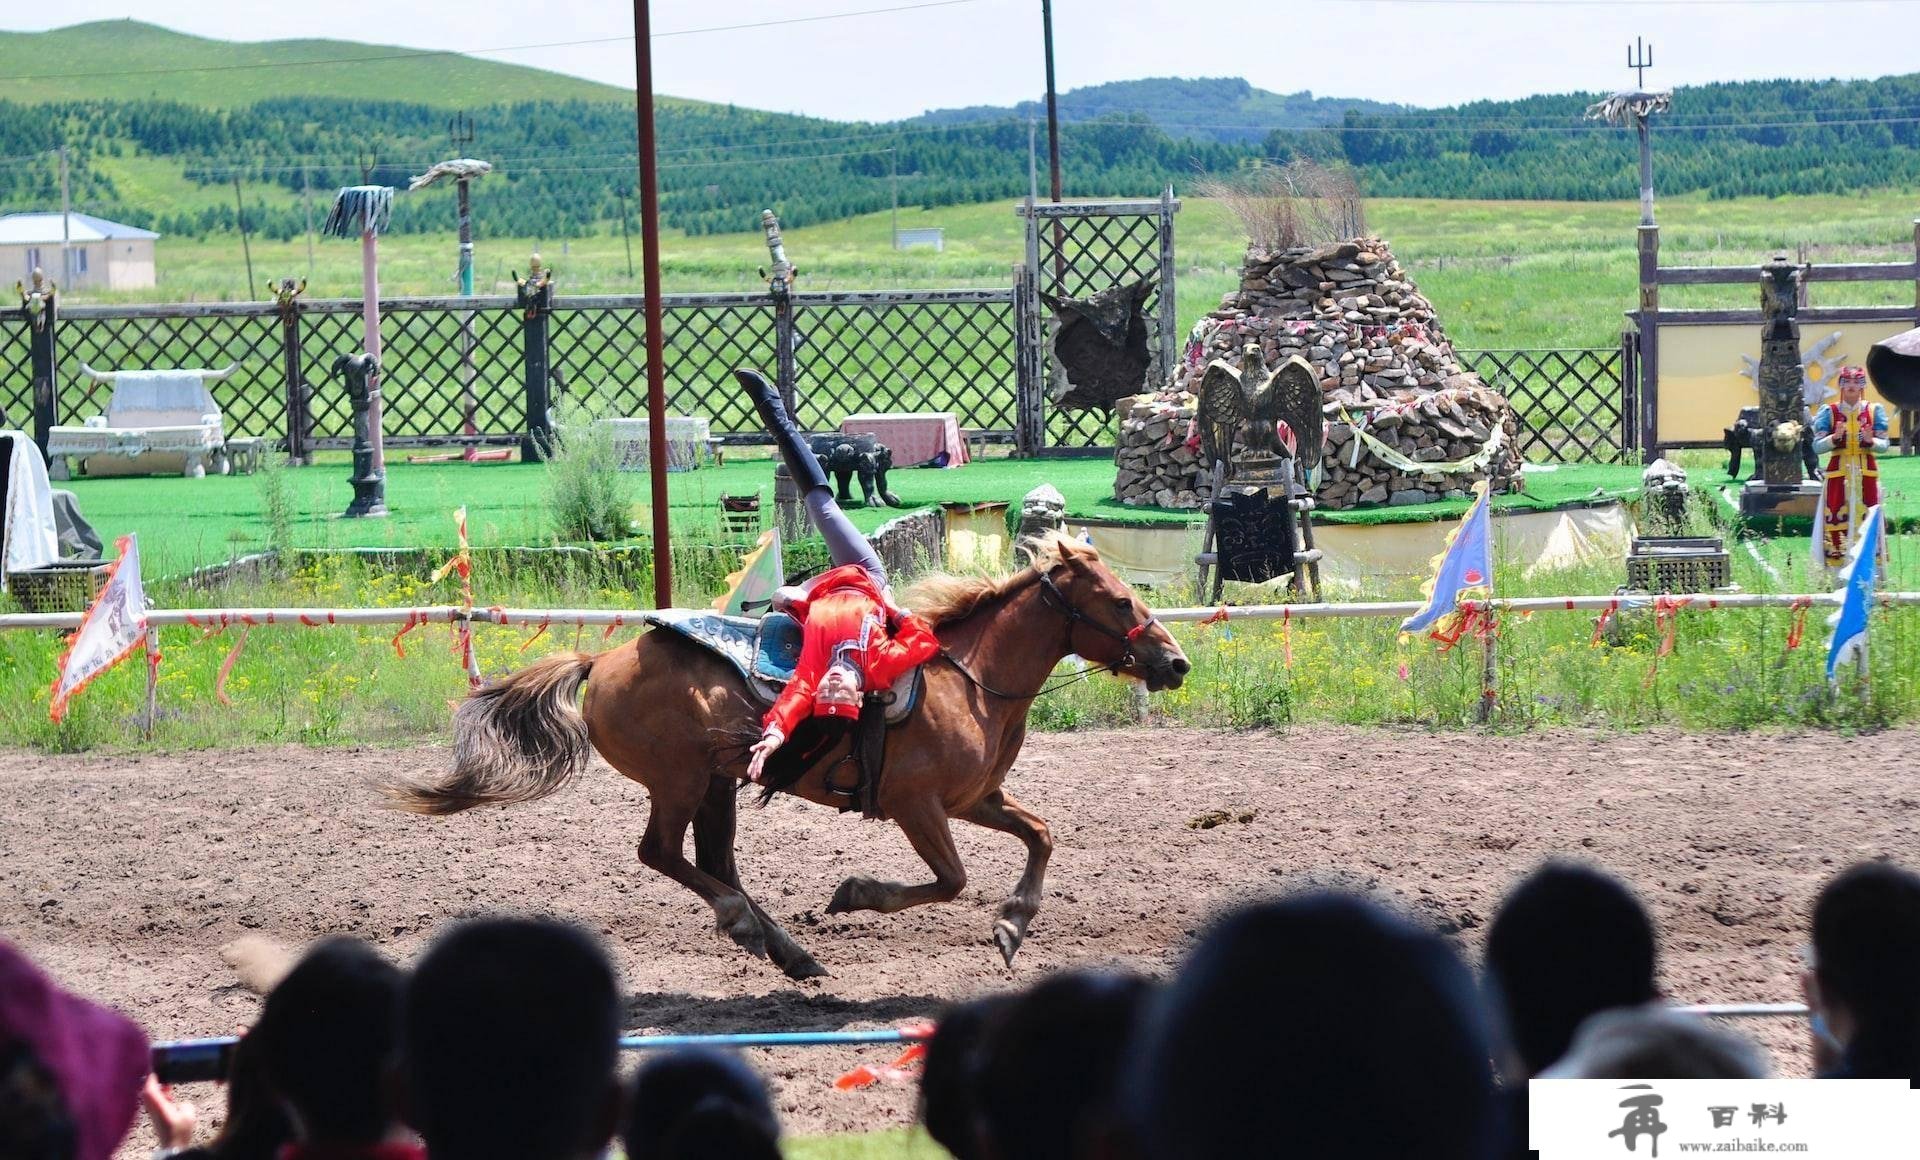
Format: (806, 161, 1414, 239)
(75, 191, 1920, 355)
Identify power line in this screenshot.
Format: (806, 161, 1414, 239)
(0, 0, 985, 84)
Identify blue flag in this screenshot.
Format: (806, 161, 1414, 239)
(1400, 481, 1494, 638)
(1825, 504, 1883, 684)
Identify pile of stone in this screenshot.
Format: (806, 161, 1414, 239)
(1110, 237, 1523, 509)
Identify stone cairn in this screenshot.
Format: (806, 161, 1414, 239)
(1113, 238, 1523, 509)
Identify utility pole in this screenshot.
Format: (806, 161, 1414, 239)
(888, 146, 899, 250)
(1041, 0, 1061, 204)
(58, 145, 72, 287)
(233, 174, 257, 300)
(302, 166, 315, 279)
(615, 186, 635, 277)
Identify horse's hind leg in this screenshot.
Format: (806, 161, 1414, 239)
(826, 797, 966, 915)
(957, 790, 1054, 967)
(691, 778, 828, 980)
(637, 794, 772, 965)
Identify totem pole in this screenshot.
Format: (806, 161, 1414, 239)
(1739, 254, 1822, 517)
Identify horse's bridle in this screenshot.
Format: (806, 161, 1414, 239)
(940, 566, 1161, 701)
(1035, 569, 1160, 670)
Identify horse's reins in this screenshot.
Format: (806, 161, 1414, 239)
(938, 569, 1161, 702)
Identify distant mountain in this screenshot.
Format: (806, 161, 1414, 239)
(0, 20, 629, 108)
(912, 77, 1409, 143)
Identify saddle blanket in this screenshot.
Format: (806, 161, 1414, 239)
(641, 609, 920, 722)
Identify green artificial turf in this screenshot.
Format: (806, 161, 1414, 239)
(57, 452, 1667, 576)
(66, 448, 1918, 577)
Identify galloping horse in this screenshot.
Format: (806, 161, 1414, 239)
(389, 531, 1189, 979)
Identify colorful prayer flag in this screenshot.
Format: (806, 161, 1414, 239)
(50, 534, 149, 722)
(1399, 480, 1493, 640)
(1825, 504, 1882, 685)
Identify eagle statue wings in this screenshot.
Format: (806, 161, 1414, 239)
(1194, 344, 1325, 489)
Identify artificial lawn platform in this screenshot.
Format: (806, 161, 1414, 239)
(58, 451, 1661, 577)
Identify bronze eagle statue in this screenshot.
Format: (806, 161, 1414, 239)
(1194, 343, 1324, 488)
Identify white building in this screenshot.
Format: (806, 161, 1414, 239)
(0, 213, 159, 292)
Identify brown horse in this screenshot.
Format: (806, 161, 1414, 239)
(389, 532, 1190, 979)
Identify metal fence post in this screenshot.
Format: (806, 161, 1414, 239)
(19, 271, 59, 461)
(1013, 263, 1043, 457)
(275, 279, 312, 464)
(517, 258, 556, 462)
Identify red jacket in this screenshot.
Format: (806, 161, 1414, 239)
(764, 564, 940, 739)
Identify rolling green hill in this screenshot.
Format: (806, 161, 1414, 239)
(0, 20, 629, 107)
(913, 76, 1406, 143)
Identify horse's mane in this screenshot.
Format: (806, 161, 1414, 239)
(905, 529, 1086, 628)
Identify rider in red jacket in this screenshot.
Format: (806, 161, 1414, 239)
(735, 370, 941, 783)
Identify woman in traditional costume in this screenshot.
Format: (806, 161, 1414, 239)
(1812, 365, 1890, 567)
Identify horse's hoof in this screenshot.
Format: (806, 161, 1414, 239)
(716, 904, 768, 960)
(993, 918, 1024, 967)
(825, 882, 859, 915)
(783, 955, 831, 981)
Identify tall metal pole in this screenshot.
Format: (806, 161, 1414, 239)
(633, 0, 674, 609)
(889, 146, 899, 249)
(456, 179, 475, 295)
(302, 168, 315, 279)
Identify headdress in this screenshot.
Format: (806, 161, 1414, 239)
(1837, 365, 1868, 386)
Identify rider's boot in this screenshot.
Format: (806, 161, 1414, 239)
(734, 368, 830, 495)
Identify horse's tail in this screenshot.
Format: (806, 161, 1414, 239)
(386, 652, 597, 815)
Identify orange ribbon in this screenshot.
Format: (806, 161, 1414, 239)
(215, 627, 250, 706)
(1281, 607, 1293, 670)
(1786, 596, 1812, 651)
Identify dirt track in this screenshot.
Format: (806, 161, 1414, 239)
(4, 726, 1916, 1142)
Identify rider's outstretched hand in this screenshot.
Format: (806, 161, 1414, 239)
(747, 728, 785, 784)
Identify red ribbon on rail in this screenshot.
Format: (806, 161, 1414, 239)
(1197, 607, 1230, 628)
(1281, 606, 1293, 670)
(390, 610, 428, 658)
(215, 627, 250, 706)
(1786, 596, 1812, 650)
(1643, 595, 1693, 688)
(1590, 599, 1618, 648)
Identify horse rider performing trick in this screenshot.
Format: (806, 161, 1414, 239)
(733, 369, 940, 787)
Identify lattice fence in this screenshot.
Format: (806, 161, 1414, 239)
(550, 296, 777, 437)
(788, 292, 1018, 437)
(56, 306, 282, 433)
(1457, 346, 1632, 463)
(1, 315, 34, 424)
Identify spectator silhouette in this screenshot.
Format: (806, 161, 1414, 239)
(919, 993, 1015, 1160)
(0, 940, 149, 1160)
(1126, 893, 1498, 1160)
(169, 1030, 293, 1160)
(1485, 861, 1659, 1078)
(401, 918, 621, 1160)
(1805, 860, 1920, 1080)
(1540, 1006, 1768, 1079)
(623, 1047, 780, 1160)
(254, 938, 411, 1158)
(971, 972, 1154, 1160)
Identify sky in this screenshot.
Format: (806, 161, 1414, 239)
(6, 0, 1920, 122)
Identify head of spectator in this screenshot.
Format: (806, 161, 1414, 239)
(181, 1029, 293, 1160)
(623, 1047, 780, 1160)
(971, 971, 1155, 1160)
(0, 940, 149, 1160)
(1806, 859, 1920, 1080)
(919, 993, 1015, 1160)
(1539, 1006, 1769, 1079)
(401, 918, 621, 1160)
(253, 937, 409, 1154)
(1485, 861, 1658, 1077)
(1127, 892, 1496, 1160)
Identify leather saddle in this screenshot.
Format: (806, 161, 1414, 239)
(640, 609, 922, 723)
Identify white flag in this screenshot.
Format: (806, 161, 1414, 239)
(50, 534, 149, 723)
(714, 528, 785, 617)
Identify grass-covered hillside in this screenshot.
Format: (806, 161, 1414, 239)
(0, 20, 628, 107)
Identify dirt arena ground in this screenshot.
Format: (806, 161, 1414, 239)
(4, 725, 1916, 1144)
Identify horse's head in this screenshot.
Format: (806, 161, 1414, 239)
(1032, 532, 1190, 691)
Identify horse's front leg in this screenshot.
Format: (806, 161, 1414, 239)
(825, 796, 966, 915)
(957, 790, 1053, 966)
